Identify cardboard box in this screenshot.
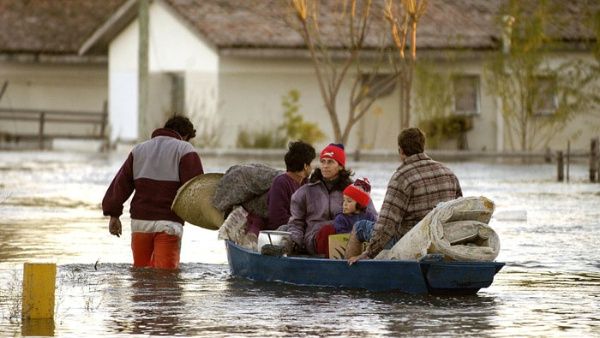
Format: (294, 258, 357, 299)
(328, 233, 350, 259)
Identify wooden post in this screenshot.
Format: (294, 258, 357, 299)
(590, 138, 599, 183)
(0, 80, 7, 100)
(544, 147, 552, 163)
(21, 318, 55, 336)
(354, 148, 361, 162)
(38, 112, 45, 150)
(22, 263, 56, 319)
(566, 141, 570, 183)
(138, 0, 149, 141)
(100, 100, 108, 138)
(557, 151, 564, 182)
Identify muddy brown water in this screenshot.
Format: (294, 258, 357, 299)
(0, 151, 598, 337)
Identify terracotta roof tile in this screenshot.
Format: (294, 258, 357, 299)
(0, 0, 126, 54)
(0, 0, 597, 55)
(165, 0, 598, 50)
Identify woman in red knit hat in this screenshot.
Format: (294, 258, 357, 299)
(278, 143, 377, 256)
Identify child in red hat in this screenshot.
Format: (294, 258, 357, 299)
(333, 177, 377, 234)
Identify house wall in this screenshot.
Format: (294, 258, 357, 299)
(217, 56, 505, 152)
(109, 18, 138, 142)
(0, 62, 107, 136)
(471, 52, 600, 152)
(218, 56, 403, 151)
(410, 58, 500, 152)
(516, 53, 600, 151)
(146, 72, 174, 134)
(451, 59, 499, 152)
(106, 3, 598, 151)
(108, 0, 219, 143)
(217, 52, 600, 152)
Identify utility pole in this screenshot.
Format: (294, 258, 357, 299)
(138, 0, 149, 140)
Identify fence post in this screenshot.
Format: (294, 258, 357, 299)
(22, 263, 56, 319)
(566, 141, 570, 183)
(557, 150, 564, 182)
(590, 138, 599, 183)
(38, 112, 45, 150)
(100, 101, 108, 138)
(544, 147, 552, 163)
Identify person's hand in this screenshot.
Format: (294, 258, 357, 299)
(108, 217, 122, 237)
(347, 251, 370, 266)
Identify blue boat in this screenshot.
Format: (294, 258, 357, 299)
(225, 240, 504, 295)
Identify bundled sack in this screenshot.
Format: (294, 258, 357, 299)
(376, 196, 500, 262)
(218, 206, 257, 250)
(212, 163, 282, 218)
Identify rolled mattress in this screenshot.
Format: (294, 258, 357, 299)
(376, 196, 500, 262)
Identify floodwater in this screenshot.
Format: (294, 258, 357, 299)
(0, 150, 598, 337)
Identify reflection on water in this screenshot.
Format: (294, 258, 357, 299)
(111, 269, 186, 336)
(0, 151, 599, 336)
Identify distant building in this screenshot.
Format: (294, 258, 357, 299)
(0, 0, 124, 146)
(1, 0, 598, 151)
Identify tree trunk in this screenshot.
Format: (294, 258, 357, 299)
(398, 61, 414, 130)
(328, 105, 343, 144)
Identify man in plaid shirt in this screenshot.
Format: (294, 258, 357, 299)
(346, 128, 462, 264)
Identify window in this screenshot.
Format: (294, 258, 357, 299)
(453, 75, 480, 115)
(360, 74, 397, 99)
(533, 76, 557, 115)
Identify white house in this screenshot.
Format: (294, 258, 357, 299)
(2, 0, 599, 152)
(80, 0, 600, 152)
(0, 0, 125, 147)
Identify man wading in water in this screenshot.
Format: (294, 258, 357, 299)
(102, 115, 204, 269)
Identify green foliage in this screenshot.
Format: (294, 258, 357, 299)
(484, 0, 600, 151)
(594, 9, 600, 62)
(235, 128, 286, 149)
(278, 89, 325, 144)
(414, 61, 453, 122)
(414, 59, 474, 149)
(419, 115, 473, 149)
(236, 89, 324, 149)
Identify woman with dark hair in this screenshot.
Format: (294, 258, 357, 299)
(279, 143, 377, 256)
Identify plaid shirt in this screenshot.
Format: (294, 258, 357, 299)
(365, 153, 462, 258)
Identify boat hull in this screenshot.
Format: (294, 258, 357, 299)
(225, 241, 504, 295)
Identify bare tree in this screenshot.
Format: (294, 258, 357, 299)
(485, 0, 600, 151)
(384, 0, 427, 130)
(289, 0, 427, 145)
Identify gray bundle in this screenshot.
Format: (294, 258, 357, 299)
(212, 163, 283, 218)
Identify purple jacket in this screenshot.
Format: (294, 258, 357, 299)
(266, 173, 306, 230)
(333, 211, 377, 234)
(280, 180, 377, 255)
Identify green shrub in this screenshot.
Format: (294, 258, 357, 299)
(278, 89, 325, 144)
(235, 89, 325, 149)
(235, 128, 286, 149)
(419, 115, 473, 149)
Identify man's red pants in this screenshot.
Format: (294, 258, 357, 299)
(131, 232, 181, 269)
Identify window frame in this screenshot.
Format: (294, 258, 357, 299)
(359, 73, 397, 99)
(533, 75, 558, 116)
(451, 74, 481, 117)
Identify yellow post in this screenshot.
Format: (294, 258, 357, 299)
(22, 263, 56, 319)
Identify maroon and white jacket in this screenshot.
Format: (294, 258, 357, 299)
(102, 128, 204, 224)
